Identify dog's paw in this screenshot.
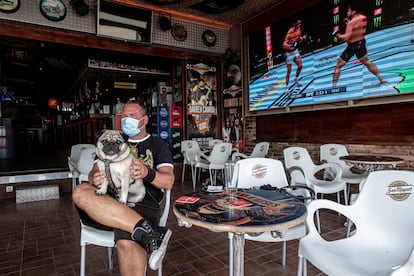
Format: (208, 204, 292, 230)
(118, 198, 127, 204)
(95, 189, 107, 195)
(127, 202, 137, 207)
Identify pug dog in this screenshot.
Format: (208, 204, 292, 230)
(95, 129, 146, 206)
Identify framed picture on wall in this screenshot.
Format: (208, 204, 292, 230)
(186, 60, 218, 145)
(223, 61, 243, 152)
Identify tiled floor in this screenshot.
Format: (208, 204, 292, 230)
(0, 168, 350, 276)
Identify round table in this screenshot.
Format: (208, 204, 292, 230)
(173, 189, 307, 276)
(339, 155, 404, 172)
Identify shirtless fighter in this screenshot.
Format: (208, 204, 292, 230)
(282, 19, 307, 93)
(332, 1, 386, 86)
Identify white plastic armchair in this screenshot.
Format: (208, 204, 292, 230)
(208, 139, 223, 147)
(232, 141, 269, 161)
(228, 158, 306, 269)
(194, 142, 232, 188)
(181, 140, 202, 186)
(76, 146, 97, 183)
(391, 247, 414, 276)
(298, 170, 414, 276)
(283, 146, 347, 232)
(68, 144, 95, 190)
(320, 143, 368, 184)
(80, 189, 171, 276)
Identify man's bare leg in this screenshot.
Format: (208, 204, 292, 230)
(294, 59, 303, 86)
(73, 182, 172, 270)
(117, 240, 147, 276)
(359, 55, 386, 83)
(285, 63, 292, 93)
(73, 183, 141, 233)
(333, 57, 346, 86)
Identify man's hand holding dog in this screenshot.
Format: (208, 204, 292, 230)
(90, 170, 105, 189)
(130, 159, 148, 180)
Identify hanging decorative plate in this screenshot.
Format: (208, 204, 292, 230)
(202, 30, 217, 47)
(40, 0, 67, 21)
(171, 23, 187, 42)
(0, 0, 20, 13)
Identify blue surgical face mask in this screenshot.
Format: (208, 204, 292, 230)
(121, 117, 143, 137)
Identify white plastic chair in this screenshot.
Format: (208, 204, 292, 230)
(80, 189, 171, 276)
(320, 143, 368, 185)
(283, 146, 347, 232)
(208, 139, 223, 147)
(75, 146, 97, 183)
(68, 144, 95, 190)
(391, 247, 414, 276)
(194, 142, 232, 188)
(228, 158, 307, 269)
(298, 170, 414, 276)
(181, 140, 202, 186)
(231, 141, 269, 161)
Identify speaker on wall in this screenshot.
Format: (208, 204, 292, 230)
(70, 0, 89, 16)
(159, 12, 171, 31)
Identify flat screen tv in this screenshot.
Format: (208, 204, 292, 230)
(247, 0, 414, 113)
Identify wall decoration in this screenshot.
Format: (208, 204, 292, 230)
(223, 61, 243, 152)
(40, 0, 67, 21)
(171, 23, 187, 42)
(0, 0, 20, 13)
(202, 30, 217, 47)
(186, 60, 217, 144)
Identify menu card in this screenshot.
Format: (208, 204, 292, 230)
(229, 198, 252, 207)
(176, 196, 200, 204)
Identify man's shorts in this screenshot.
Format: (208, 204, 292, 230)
(340, 39, 367, 62)
(285, 49, 301, 65)
(76, 192, 161, 242)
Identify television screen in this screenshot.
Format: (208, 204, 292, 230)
(248, 0, 414, 112)
(97, 0, 152, 43)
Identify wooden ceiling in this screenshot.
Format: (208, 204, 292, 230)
(116, 0, 286, 28)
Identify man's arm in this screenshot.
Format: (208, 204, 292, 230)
(130, 159, 174, 191)
(336, 22, 353, 42)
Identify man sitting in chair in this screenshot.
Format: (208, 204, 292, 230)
(73, 100, 174, 275)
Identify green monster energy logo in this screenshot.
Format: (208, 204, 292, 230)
(374, 16, 382, 28)
(333, 14, 340, 25)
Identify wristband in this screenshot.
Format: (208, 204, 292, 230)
(143, 168, 156, 182)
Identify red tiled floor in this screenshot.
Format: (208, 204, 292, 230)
(0, 168, 350, 275)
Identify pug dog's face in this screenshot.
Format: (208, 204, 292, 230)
(96, 130, 130, 162)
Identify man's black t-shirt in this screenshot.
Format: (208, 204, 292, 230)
(128, 134, 173, 203)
